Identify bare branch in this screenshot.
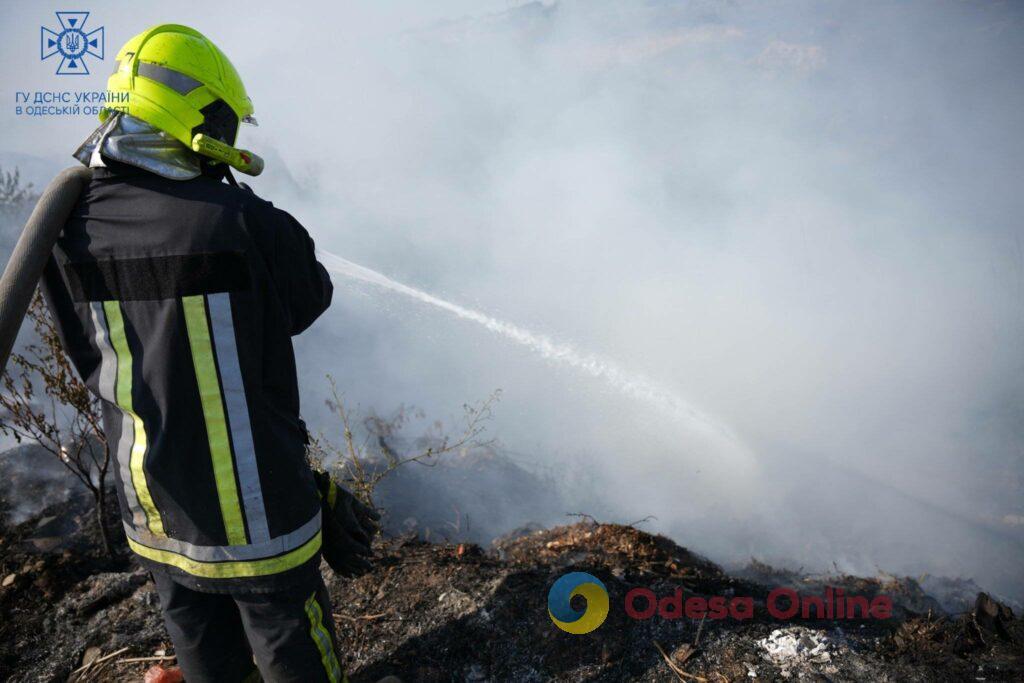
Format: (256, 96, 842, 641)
(311, 376, 500, 510)
(0, 293, 113, 553)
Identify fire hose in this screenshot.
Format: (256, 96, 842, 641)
(0, 166, 92, 376)
(0, 165, 381, 576)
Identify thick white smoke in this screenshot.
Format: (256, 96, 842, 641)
(287, 0, 1024, 600)
(1, 1, 1021, 600)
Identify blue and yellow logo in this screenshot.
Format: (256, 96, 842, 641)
(547, 571, 609, 634)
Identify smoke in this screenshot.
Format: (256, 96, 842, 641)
(1, 1, 1022, 599)
(286, 0, 1024, 599)
(316, 249, 752, 459)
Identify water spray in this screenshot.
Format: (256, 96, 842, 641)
(315, 249, 752, 462)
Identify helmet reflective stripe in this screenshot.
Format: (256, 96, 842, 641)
(137, 61, 202, 96)
(104, 24, 259, 167)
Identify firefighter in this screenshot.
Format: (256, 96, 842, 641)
(41, 24, 376, 682)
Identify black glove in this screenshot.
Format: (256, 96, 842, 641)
(313, 470, 381, 577)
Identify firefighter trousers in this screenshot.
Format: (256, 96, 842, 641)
(153, 571, 344, 682)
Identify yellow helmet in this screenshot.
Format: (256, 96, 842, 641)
(104, 24, 261, 173)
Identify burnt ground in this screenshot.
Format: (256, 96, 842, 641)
(1, 452, 1022, 682)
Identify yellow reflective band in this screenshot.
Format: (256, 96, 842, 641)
(182, 294, 247, 546)
(305, 591, 343, 683)
(127, 530, 322, 579)
(327, 479, 338, 509)
(103, 300, 165, 537)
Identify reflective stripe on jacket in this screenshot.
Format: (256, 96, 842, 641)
(42, 161, 333, 592)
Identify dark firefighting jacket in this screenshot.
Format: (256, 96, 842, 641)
(41, 161, 333, 592)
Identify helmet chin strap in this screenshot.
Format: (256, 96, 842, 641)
(221, 168, 254, 194)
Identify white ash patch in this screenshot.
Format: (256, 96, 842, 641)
(758, 627, 845, 678)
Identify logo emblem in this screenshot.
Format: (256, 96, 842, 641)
(547, 571, 610, 634)
(41, 12, 104, 75)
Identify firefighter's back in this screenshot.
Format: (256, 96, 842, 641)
(44, 161, 331, 592)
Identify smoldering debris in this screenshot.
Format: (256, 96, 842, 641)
(372, 443, 566, 545)
(3, 468, 1023, 682)
(0, 444, 78, 526)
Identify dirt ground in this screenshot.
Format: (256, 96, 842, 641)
(1, 452, 1022, 682)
